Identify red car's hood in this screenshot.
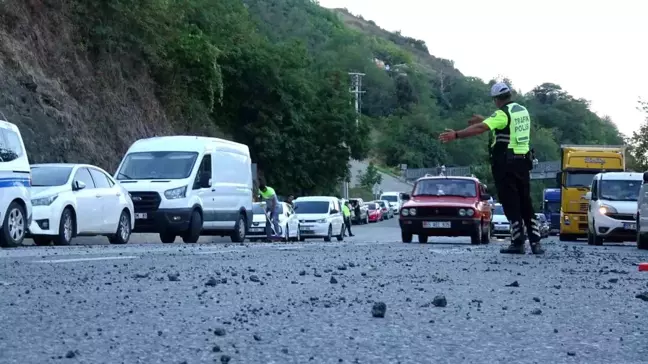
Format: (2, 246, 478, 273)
(403, 196, 477, 208)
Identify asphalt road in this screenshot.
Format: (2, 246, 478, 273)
(2, 218, 648, 364)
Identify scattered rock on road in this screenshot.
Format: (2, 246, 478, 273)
(432, 295, 447, 307)
(636, 292, 648, 302)
(371, 302, 386, 318)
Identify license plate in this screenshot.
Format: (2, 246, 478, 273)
(423, 221, 451, 228)
(301, 225, 313, 229)
(250, 228, 263, 232)
(624, 222, 636, 230)
(495, 226, 509, 230)
(135, 213, 147, 219)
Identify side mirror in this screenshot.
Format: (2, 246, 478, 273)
(480, 193, 491, 201)
(73, 180, 86, 191)
(402, 193, 410, 201)
(555, 172, 562, 187)
(330, 209, 339, 214)
(643, 172, 648, 184)
(199, 173, 211, 188)
(584, 191, 592, 200)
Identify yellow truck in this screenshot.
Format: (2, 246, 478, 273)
(555, 144, 626, 241)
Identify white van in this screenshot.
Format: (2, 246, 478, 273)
(294, 196, 345, 241)
(114, 136, 253, 244)
(585, 171, 642, 245)
(0, 119, 31, 247)
(379, 191, 403, 214)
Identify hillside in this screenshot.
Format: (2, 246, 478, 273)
(0, 0, 625, 199)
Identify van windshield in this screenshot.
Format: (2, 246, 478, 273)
(294, 201, 329, 214)
(600, 180, 641, 201)
(381, 195, 398, 202)
(116, 151, 199, 180)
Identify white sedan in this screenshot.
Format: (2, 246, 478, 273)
(248, 202, 300, 242)
(28, 163, 135, 246)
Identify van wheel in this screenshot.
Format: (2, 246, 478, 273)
(33, 236, 52, 246)
(324, 225, 332, 242)
(0, 202, 27, 248)
(160, 232, 176, 244)
(230, 213, 246, 243)
(182, 210, 202, 243)
(109, 210, 131, 245)
(53, 208, 74, 246)
(638, 232, 648, 250)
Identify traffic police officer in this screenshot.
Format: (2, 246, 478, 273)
(439, 82, 544, 255)
(258, 182, 281, 240)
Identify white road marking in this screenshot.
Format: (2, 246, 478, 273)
(31, 256, 138, 263)
(194, 249, 244, 255)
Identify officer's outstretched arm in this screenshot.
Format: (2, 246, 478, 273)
(456, 122, 490, 139)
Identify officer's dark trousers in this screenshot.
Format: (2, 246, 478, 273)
(344, 217, 352, 236)
(492, 157, 541, 244)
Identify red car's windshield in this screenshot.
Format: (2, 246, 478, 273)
(413, 179, 477, 197)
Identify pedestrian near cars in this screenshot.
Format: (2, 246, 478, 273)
(258, 182, 281, 240)
(438, 82, 544, 255)
(342, 201, 354, 237)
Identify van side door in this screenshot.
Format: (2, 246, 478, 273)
(193, 154, 213, 228)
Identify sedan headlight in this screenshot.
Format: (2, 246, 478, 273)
(598, 205, 617, 215)
(459, 209, 466, 216)
(164, 185, 187, 199)
(409, 208, 416, 216)
(401, 208, 409, 216)
(32, 195, 58, 206)
(466, 209, 475, 216)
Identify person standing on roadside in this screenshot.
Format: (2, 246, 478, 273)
(258, 182, 281, 240)
(286, 194, 295, 208)
(438, 82, 544, 255)
(342, 201, 354, 237)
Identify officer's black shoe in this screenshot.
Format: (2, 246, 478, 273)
(500, 242, 525, 254)
(530, 242, 545, 255)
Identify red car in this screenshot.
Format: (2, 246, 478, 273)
(399, 176, 492, 244)
(366, 202, 383, 222)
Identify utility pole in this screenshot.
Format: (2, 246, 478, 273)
(341, 72, 365, 199)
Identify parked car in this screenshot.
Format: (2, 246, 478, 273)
(491, 203, 510, 238)
(636, 172, 648, 250)
(535, 213, 550, 238)
(366, 202, 383, 222)
(379, 192, 403, 214)
(349, 198, 369, 224)
(294, 196, 345, 241)
(248, 202, 300, 242)
(399, 176, 492, 244)
(0, 119, 31, 248)
(586, 172, 642, 245)
(114, 136, 253, 244)
(28, 163, 135, 246)
(375, 200, 394, 219)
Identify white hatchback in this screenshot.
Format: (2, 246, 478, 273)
(294, 196, 345, 241)
(248, 202, 300, 242)
(28, 163, 135, 246)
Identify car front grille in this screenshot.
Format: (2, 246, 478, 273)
(129, 192, 161, 213)
(415, 207, 458, 217)
(607, 213, 634, 221)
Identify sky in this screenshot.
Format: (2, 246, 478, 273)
(317, 0, 647, 137)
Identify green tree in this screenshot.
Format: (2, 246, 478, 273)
(359, 162, 383, 188)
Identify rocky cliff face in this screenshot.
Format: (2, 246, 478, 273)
(0, 0, 176, 172)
